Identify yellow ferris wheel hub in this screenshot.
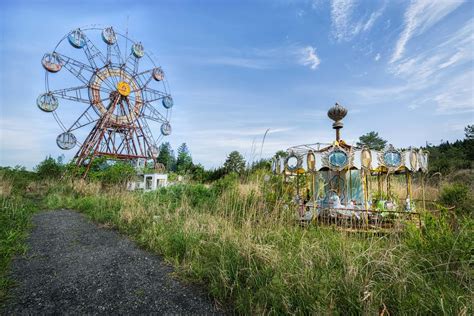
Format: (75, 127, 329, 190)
(117, 81, 131, 96)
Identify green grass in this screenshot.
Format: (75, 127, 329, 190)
(0, 195, 37, 306)
(41, 179, 472, 315)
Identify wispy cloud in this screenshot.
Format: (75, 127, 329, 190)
(331, 0, 356, 41)
(190, 44, 324, 71)
(434, 69, 474, 115)
(374, 53, 381, 61)
(390, 19, 473, 84)
(330, 0, 385, 41)
(390, 0, 464, 63)
(299, 46, 321, 70)
(362, 6, 384, 32)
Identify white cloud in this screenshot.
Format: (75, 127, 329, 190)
(331, 0, 356, 41)
(434, 70, 474, 115)
(363, 7, 384, 32)
(374, 53, 381, 61)
(390, 0, 464, 63)
(390, 19, 473, 84)
(330, 0, 385, 41)
(299, 46, 321, 70)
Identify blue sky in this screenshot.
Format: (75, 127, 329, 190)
(0, 0, 473, 169)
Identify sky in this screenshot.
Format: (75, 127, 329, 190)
(0, 0, 473, 169)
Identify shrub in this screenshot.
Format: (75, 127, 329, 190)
(439, 183, 473, 216)
(212, 172, 239, 195)
(35, 156, 64, 179)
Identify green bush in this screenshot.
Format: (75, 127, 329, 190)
(439, 183, 473, 216)
(88, 161, 136, 186)
(35, 156, 64, 179)
(212, 172, 239, 195)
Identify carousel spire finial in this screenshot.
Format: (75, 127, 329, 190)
(328, 102, 348, 141)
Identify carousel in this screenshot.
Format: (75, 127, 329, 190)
(272, 103, 429, 230)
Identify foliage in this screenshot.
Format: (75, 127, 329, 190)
(465, 124, 473, 140)
(97, 162, 136, 186)
(0, 195, 37, 306)
(212, 172, 239, 195)
(274, 150, 288, 159)
(189, 163, 206, 182)
(176, 143, 193, 174)
(0, 167, 37, 196)
(38, 178, 472, 315)
(205, 167, 227, 182)
(427, 138, 473, 174)
(35, 156, 64, 179)
(357, 131, 387, 150)
(156, 142, 176, 172)
(223, 151, 246, 174)
(439, 183, 473, 216)
(250, 159, 271, 172)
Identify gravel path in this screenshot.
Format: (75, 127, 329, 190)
(3, 210, 221, 315)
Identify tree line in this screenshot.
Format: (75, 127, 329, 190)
(6, 125, 471, 185)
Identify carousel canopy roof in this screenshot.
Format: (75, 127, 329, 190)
(272, 103, 429, 174)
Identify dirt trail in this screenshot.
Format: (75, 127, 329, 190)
(2, 210, 221, 315)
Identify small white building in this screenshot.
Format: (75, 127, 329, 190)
(127, 173, 168, 191)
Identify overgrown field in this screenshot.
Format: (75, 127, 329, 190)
(1, 167, 472, 314)
(42, 175, 472, 315)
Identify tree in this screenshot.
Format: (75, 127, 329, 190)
(357, 131, 387, 150)
(35, 156, 64, 179)
(176, 143, 193, 174)
(251, 159, 271, 171)
(465, 125, 473, 140)
(99, 162, 136, 186)
(274, 150, 288, 159)
(224, 151, 246, 174)
(156, 142, 176, 171)
(190, 163, 206, 182)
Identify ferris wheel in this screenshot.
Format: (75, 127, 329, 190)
(37, 26, 173, 175)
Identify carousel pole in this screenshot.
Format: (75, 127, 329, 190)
(312, 172, 317, 224)
(387, 173, 391, 200)
(421, 172, 426, 212)
(406, 171, 412, 203)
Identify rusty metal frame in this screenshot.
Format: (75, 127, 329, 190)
(41, 27, 173, 177)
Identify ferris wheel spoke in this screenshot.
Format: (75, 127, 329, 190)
(107, 40, 123, 65)
(133, 69, 154, 90)
(82, 36, 107, 70)
(67, 104, 99, 132)
(138, 117, 156, 145)
(56, 53, 95, 72)
(141, 103, 168, 123)
(50, 85, 91, 104)
(94, 70, 118, 92)
(140, 87, 169, 103)
(57, 54, 94, 85)
(122, 52, 142, 76)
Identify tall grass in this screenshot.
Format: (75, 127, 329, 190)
(42, 176, 472, 315)
(0, 195, 37, 306)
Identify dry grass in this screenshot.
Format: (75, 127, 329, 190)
(0, 175, 12, 197)
(41, 177, 472, 315)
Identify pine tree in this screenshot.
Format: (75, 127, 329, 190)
(156, 142, 176, 171)
(176, 143, 193, 174)
(357, 131, 387, 150)
(224, 151, 246, 174)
